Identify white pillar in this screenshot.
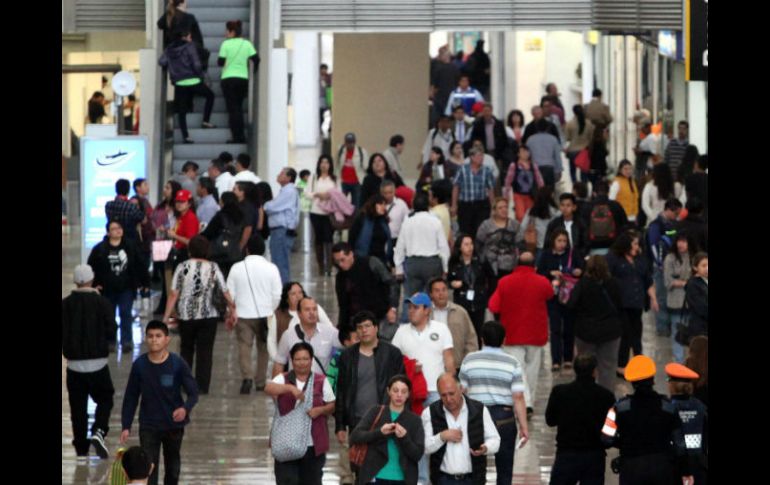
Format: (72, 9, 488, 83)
(268, 48, 289, 194)
(582, 39, 594, 105)
(489, 32, 506, 118)
(291, 32, 320, 147)
(139, 48, 160, 205)
(687, 81, 707, 153)
(504, 32, 517, 113)
(672, 63, 687, 132)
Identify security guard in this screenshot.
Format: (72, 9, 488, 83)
(601, 355, 694, 485)
(666, 363, 708, 485)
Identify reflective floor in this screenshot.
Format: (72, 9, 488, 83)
(62, 220, 677, 484)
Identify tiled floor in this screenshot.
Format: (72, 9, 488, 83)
(62, 216, 676, 484)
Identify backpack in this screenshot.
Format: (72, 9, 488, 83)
(483, 228, 519, 276)
(210, 215, 243, 263)
(588, 203, 617, 243)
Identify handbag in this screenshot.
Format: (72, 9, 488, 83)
(575, 148, 591, 172)
(270, 373, 314, 462)
(329, 212, 355, 231)
(349, 405, 386, 467)
(557, 250, 578, 304)
(152, 240, 173, 262)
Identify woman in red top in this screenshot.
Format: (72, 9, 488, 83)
(168, 189, 200, 255)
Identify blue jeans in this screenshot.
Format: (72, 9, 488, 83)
(342, 182, 361, 209)
(269, 227, 294, 284)
(105, 289, 135, 344)
(653, 267, 670, 335)
(488, 405, 517, 485)
(669, 307, 688, 363)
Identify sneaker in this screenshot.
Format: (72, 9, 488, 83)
(201, 121, 216, 128)
(240, 379, 253, 395)
(90, 429, 109, 459)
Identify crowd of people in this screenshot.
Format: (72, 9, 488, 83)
(65, 33, 708, 485)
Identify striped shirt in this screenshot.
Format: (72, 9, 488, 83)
(458, 347, 525, 406)
(664, 139, 689, 177)
(453, 164, 495, 202)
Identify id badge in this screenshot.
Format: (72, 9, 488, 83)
(466, 290, 475, 300)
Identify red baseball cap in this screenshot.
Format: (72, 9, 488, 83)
(175, 189, 192, 202)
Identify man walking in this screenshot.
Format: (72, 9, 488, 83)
(263, 167, 300, 284)
(452, 146, 496, 238)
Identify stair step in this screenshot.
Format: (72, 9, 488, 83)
(190, 96, 245, 113)
(191, 0, 249, 6)
(191, 7, 250, 23)
(173, 143, 248, 160)
(200, 22, 249, 38)
(176, 112, 246, 128)
(174, 128, 232, 144)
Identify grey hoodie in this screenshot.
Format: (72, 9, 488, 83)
(159, 39, 202, 84)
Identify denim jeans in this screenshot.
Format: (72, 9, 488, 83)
(653, 267, 671, 334)
(105, 289, 135, 344)
(269, 227, 294, 284)
(669, 307, 688, 363)
(487, 405, 517, 485)
(342, 182, 362, 209)
(139, 427, 185, 485)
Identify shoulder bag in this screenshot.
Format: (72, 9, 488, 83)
(557, 249, 579, 304)
(349, 404, 386, 467)
(270, 373, 315, 462)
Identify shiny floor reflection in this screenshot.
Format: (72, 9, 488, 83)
(63, 224, 675, 484)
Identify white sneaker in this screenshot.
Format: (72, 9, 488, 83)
(90, 429, 109, 459)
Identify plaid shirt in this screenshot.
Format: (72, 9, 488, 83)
(105, 197, 145, 239)
(453, 164, 495, 202)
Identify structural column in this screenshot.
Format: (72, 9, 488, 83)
(291, 32, 320, 147)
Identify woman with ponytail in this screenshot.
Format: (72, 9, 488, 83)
(564, 104, 595, 184)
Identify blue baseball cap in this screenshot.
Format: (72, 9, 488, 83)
(405, 292, 431, 307)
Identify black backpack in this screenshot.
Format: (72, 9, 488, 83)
(483, 228, 519, 276)
(588, 203, 617, 243)
(210, 215, 243, 263)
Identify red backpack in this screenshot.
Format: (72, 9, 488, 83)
(588, 203, 617, 242)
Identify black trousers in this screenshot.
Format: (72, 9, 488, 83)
(274, 446, 325, 485)
(309, 213, 334, 243)
(221, 77, 248, 142)
(175, 82, 214, 139)
(539, 165, 557, 188)
(618, 308, 643, 368)
(619, 453, 677, 485)
(140, 427, 185, 485)
(179, 318, 218, 394)
(458, 200, 490, 240)
(66, 366, 115, 455)
(550, 449, 606, 485)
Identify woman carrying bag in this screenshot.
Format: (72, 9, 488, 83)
(350, 375, 425, 485)
(266, 342, 335, 485)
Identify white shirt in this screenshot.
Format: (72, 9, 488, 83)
(423, 128, 455, 163)
(422, 399, 501, 474)
(214, 171, 236, 195)
(464, 154, 500, 181)
(304, 175, 338, 215)
(641, 181, 687, 225)
(271, 372, 335, 448)
(234, 170, 262, 184)
(386, 197, 409, 239)
(564, 220, 574, 247)
(275, 322, 339, 375)
(391, 320, 453, 392)
(226, 256, 282, 318)
(394, 212, 450, 275)
(432, 306, 449, 325)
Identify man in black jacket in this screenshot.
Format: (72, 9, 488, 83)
(335, 311, 405, 475)
(62, 264, 116, 459)
(469, 103, 509, 167)
(522, 105, 560, 145)
(545, 353, 616, 485)
(332, 242, 400, 329)
(544, 193, 589, 256)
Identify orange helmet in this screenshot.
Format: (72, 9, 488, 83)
(665, 363, 699, 381)
(624, 355, 656, 382)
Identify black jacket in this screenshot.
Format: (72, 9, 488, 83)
(537, 247, 585, 282)
(158, 39, 203, 85)
(584, 196, 629, 249)
(336, 256, 400, 328)
(448, 257, 487, 313)
(605, 252, 653, 310)
(522, 119, 560, 145)
(350, 405, 424, 485)
(157, 10, 203, 49)
(546, 375, 617, 451)
(469, 117, 509, 162)
(62, 290, 116, 360)
(678, 214, 708, 252)
(567, 277, 623, 343)
(544, 216, 589, 256)
(685, 277, 708, 338)
(87, 237, 150, 293)
(335, 342, 405, 433)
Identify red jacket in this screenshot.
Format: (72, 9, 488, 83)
(403, 356, 428, 415)
(488, 266, 554, 346)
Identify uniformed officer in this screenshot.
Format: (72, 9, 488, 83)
(666, 363, 708, 485)
(601, 355, 694, 485)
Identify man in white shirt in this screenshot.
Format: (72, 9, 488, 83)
(422, 373, 501, 485)
(233, 153, 261, 184)
(195, 177, 219, 227)
(391, 292, 454, 406)
(208, 158, 235, 196)
(380, 180, 409, 253)
(226, 237, 282, 394)
(422, 115, 455, 164)
(274, 296, 340, 377)
(394, 193, 450, 298)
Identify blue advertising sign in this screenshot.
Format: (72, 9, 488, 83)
(80, 136, 148, 263)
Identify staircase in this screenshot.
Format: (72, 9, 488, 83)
(171, 0, 252, 174)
